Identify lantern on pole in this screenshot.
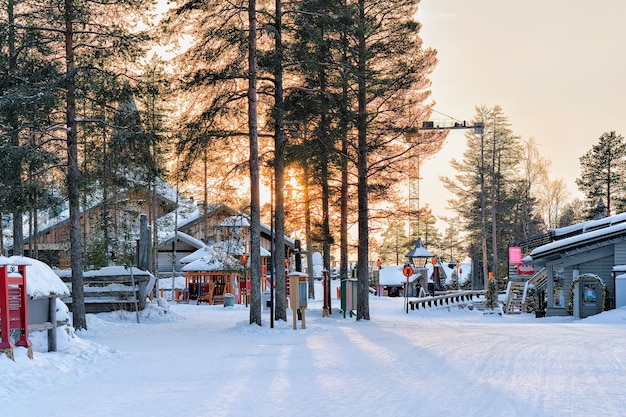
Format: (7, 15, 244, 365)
(405, 238, 434, 301)
(405, 238, 434, 268)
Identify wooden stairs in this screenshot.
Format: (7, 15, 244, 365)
(504, 281, 526, 313)
(504, 267, 547, 314)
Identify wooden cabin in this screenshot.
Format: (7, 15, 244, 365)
(528, 213, 626, 318)
(180, 247, 244, 305)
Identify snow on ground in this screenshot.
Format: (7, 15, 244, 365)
(1, 281, 626, 417)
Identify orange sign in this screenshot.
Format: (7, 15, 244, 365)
(402, 264, 414, 277)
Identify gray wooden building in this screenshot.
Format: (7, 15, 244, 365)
(529, 213, 626, 318)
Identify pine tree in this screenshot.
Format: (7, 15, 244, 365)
(9, 0, 154, 330)
(441, 105, 524, 288)
(377, 221, 411, 265)
(525, 285, 538, 313)
(576, 131, 626, 218)
(485, 276, 498, 310)
(0, 0, 63, 256)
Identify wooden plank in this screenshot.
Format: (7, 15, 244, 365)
(60, 275, 150, 284)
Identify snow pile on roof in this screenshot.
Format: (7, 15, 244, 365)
(180, 246, 213, 264)
(219, 215, 250, 227)
(378, 262, 472, 287)
(1, 256, 70, 299)
(181, 247, 243, 272)
(551, 212, 626, 237)
(212, 240, 271, 258)
(379, 265, 414, 286)
(156, 200, 203, 242)
(158, 230, 206, 249)
(532, 221, 626, 257)
(83, 266, 151, 277)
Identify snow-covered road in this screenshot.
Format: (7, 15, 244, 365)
(2, 286, 625, 417)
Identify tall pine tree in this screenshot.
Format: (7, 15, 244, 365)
(576, 131, 626, 218)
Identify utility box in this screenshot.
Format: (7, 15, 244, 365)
(262, 289, 271, 310)
(288, 272, 308, 329)
(616, 273, 626, 309)
(223, 293, 234, 307)
(341, 278, 358, 318)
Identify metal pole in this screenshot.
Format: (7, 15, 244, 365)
(129, 262, 140, 323)
(270, 178, 275, 328)
(405, 275, 409, 314)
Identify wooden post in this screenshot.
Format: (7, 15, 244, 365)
(48, 296, 57, 352)
(138, 280, 147, 310)
(137, 214, 151, 272)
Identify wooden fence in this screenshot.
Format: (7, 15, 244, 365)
(407, 290, 485, 311)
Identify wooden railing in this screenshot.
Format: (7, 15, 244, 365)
(407, 290, 485, 311)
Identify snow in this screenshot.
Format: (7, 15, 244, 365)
(379, 264, 414, 286)
(531, 221, 626, 258)
(2, 281, 626, 417)
(181, 247, 243, 272)
(83, 265, 152, 278)
(219, 215, 250, 227)
(379, 263, 471, 287)
(179, 246, 212, 264)
(1, 256, 70, 299)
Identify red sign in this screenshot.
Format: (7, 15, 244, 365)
(402, 265, 414, 278)
(517, 264, 535, 275)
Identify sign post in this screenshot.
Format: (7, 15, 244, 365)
(403, 263, 414, 314)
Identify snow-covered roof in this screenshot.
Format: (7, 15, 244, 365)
(83, 266, 151, 278)
(3, 177, 181, 248)
(180, 246, 213, 264)
(531, 221, 626, 259)
(219, 215, 250, 227)
(379, 265, 416, 286)
(551, 212, 626, 237)
(212, 240, 270, 257)
(158, 230, 206, 250)
(405, 238, 434, 260)
(156, 200, 204, 243)
(182, 257, 242, 272)
(1, 256, 70, 299)
(378, 262, 471, 287)
(181, 247, 243, 272)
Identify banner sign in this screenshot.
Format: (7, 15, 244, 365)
(509, 246, 522, 263)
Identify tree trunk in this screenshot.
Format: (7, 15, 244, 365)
(273, 0, 287, 322)
(491, 117, 498, 289)
(339, 18, 349, 286)
(248, 0, 262, 326)
(356, 0, 369, 320)
(480, 131, 488, 291)
(303, 161, 314, 299)
(65, 0, 86, 330)
(8, 0, 23, 257)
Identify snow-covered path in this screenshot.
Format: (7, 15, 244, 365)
(2, 287, 626, 417)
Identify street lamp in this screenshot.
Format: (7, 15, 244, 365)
(405, 238, 434, 301)
(405, 238, 433, 268)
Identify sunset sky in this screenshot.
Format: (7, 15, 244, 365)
(416, 0, 626, 227)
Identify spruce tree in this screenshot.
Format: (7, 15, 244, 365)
(441, 105, 524, 287)
(576, 131, 626, 218)
(7, 0, 154, 330)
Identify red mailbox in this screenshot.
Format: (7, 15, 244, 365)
(0, 264, 31, 360)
